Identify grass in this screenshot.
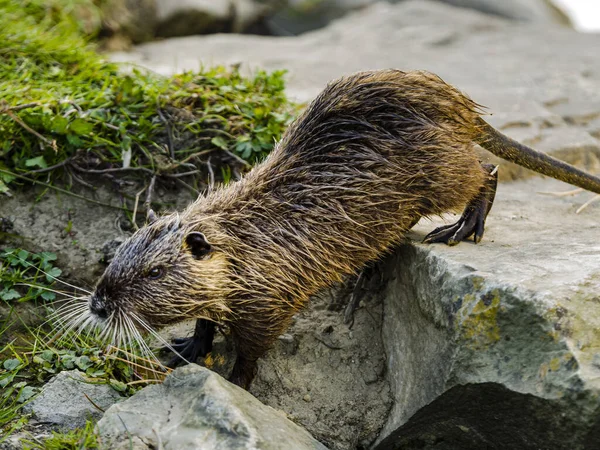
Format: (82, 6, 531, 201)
(22, 420, 101, 449)
(0, 0, 296, 199)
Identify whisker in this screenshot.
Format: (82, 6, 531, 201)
(49, 303, 89, 328)
(55, 310, 91, 341)
(49, 297, 88, 316)
(13, 282, 81, 299)
(97, 312, 114, 343)
(125, 315, 166, 376)
(130, 312, 190, 365)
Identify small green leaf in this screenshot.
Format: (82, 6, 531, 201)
(45, 266, 62, 282)
(211, 136, 228, 150)
(0, 179, 9, 194)
(66, 133, 83, 146)
(75, 355, 92, 370)
(40, 291, 56, 301)
(50, 116, 69, 134)
(86, 369, 105, 377)
(109, 379, 127, 392)
(17, 386, 37, 403)
(1, 289, 21, 301)
(41, 350, 54, 362)
(39, 252, 57, 263)
(3, 359, 21, 371)
(69, 118, 94, 136)
(25, 156, 47, 169)
(0, 373, 15, 388)
(0, 169, 15, 184)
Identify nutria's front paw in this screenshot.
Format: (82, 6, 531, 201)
(164, 319, 215, 367)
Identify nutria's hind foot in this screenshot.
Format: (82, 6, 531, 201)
(165, 319, 215, 368)
(424, 164, 498, 246)
(228, 356, 258, 389)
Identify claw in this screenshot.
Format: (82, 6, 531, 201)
(424, 163, 497, 246)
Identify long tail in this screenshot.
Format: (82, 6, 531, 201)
(475, 119, 600, 195)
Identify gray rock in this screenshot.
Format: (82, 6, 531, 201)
(23, 370, 122, 430)
(102, 0, 158, 44)
(97, 364, 328, 450)
(0, 426, 52, 450)
(372, 175, 600, 448)
(154, 0, 272, 36)
(232, 0, 273, 33)
(264, 0, 569, 36)
(265, 0, 378, 36)
(433, 0, 571, 25)
(155, 0, 232, 37)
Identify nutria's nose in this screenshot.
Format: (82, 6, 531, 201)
(91, 305, 108, 319)
(89, 296, 108, 319)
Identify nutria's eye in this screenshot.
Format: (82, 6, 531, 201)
(147, 266, 164, 279)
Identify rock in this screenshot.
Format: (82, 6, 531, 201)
(97, 364, 328, 450)
(262, 0, 569, 36)
(23, 370, 122, 430)
(0, 425, 52, 450)
(374, 383, 587, 449)
(265, 0, 377, 36)
(370, 175, 600, 447)
(231, 0, 273, 33)
(102, 0, 158, 44)
(155, 0, 233, 37)
(433, 0, 571, 25)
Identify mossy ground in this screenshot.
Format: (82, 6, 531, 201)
(0, 0, 297, 445)
(0, 0, 296, 199)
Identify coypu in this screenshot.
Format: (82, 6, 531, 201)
(83, 70, 600, 389)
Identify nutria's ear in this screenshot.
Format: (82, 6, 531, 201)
(146, 209, 158, 224)
(185, 232, 212, 260)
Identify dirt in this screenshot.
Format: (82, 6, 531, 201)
(0, 183, 392, 450)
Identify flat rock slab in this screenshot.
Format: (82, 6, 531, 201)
(375, 176, 600, 448)
(97, 364, 328, 450)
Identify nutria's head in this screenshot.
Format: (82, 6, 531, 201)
(87, 211, 232, 334)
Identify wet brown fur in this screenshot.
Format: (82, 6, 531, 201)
(90, 70, 600, 388)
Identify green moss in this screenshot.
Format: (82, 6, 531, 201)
(458, 289, 502, 350)
(0, 0, 296, 195)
